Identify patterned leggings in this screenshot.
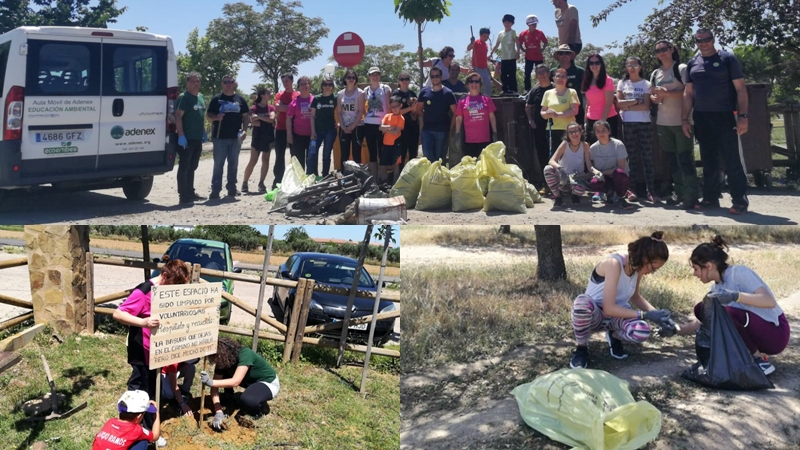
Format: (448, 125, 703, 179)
(622, 122, 655, 192)
(572, 294, 651, 345)
(543, 165, 588, 197)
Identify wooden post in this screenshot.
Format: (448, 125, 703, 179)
(141, 226, 151, 281)
(253, 225, 275, 351)
(360, 227, 393, 395)
(337, 225, 373, 367)
(198, 356, 207, 428)
(190, 263, 201, 284)
(86, 252, 94, 334)
(291, 279, 314, 363)
(283, 278, 306, 363)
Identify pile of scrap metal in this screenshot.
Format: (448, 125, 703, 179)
(269, 161, 379, 217)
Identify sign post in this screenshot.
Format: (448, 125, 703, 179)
(333, 32, 365, 68)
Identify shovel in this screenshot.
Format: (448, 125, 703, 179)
(27, 355, 87, 422)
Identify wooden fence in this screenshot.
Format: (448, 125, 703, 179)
(0, 257, 38, 374)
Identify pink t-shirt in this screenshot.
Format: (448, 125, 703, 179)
(456, 95, 497, 143)
(584, 75, 618, 120)
(118, 287, 152, 362)
(287, 95, 314, 136)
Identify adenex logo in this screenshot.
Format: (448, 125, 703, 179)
(110, 126, 157, 140)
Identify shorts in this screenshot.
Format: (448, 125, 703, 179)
(380, 142, 402, 166)
(251, 126, 274, 152)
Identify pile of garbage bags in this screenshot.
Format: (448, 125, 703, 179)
(390, 142, 543, 213)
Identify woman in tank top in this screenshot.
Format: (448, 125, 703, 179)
(337, 68, 365, 165)
(543, 122, 599, 208)
(570, 231, 673, 369)
(362, 67, 392, 179)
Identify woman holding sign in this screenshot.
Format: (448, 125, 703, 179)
(113, 256, 191, 437)
(201, 336, 280, 429)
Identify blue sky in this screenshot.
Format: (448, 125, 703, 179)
(253, 225, 400, 246)
(112, 0, 659, 92)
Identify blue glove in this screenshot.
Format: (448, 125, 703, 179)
(178, 135, 187, 149)
(708, 290, 739, 305)
(643, 309, 671, 323)
(200, 371, 213, 387)
(211, 411, 226, 430)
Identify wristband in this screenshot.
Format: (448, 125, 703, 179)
(637, 310, 642, 320)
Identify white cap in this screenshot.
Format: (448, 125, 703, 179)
(526, 15, 539, 25)
(118, 390, 157, 414)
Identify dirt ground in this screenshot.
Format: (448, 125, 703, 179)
(400, 245, 800, 450)
(0, 143, 798, 225)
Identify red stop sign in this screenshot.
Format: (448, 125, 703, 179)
(333, 32, 365, 68)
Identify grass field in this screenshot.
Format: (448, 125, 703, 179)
(0, 327, 399, 449)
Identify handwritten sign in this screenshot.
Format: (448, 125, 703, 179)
(148, 283, 222, 369)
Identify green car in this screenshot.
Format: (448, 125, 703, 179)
(153, 238, 241, 325)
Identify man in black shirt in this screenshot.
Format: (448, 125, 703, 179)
(206, 75, 250, 199)
(526, 65, 555, 177)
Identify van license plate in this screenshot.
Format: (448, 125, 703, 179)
(36, 131, 85, 142)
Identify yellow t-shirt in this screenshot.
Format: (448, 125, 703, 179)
(541, 88, 579, 130)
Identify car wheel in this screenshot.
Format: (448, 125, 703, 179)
(122, 176, 154, 200)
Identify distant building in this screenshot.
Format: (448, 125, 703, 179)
(311, 237, 393, 248)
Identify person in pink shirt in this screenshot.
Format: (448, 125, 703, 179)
(581, 54, 620, 144)
(519, 15, 548, 93)
(455, 72, 498, 158)
(112, 255, 190, 440)
(286, 76, 315, 172)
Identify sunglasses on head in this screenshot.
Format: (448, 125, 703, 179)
(399, 77, 410, 81)
(695, 36, 713, 43)
(654, 46, 671, 54)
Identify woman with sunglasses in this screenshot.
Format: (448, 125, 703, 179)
(454, 72, 497, 159)
(581, 54, 619, 144)
(286, 76, 314, 172)
(617, 56, 657, 203)
(336, 69, 365, 165)
(650, 40, 698, 210)
(363, 67, 393, 179)
(569, 231, 672, 369)
(392, 71, 419, 166)
(544, 122, 599, 207)
(540, 68, 580, 155)
(309, 78, 338, 177)
(241, 88, 275, 193)
(423, 46, 457, 87)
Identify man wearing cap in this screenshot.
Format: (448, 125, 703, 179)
(519, 15, 548, 93)
(553, 0, 582, 56)
(682, 28, 750, 214)
(467, 27, 493, 96)
(551, 45, 585, 125)
(92, 390, 162, 450)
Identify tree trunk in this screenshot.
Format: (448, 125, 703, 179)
(535, 225, 567, 281)
(417, 21, 425, 88)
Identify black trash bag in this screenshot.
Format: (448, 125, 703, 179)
(681, 296, 774, 390)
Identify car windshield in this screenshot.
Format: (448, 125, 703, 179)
(297, 258, 374, 288)
(168, 243, 227, 281)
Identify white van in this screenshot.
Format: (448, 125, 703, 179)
(0, 26, 179, 202)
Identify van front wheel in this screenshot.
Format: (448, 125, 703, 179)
(122, 176, 154, 200)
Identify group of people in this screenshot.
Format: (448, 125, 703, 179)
(92, 256, 279, 449)
(528, 28, 751, 214)
(570, 232, 790, 379)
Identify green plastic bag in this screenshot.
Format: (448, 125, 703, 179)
(416, 160, 452, 211)
(450, 156, 484, 212)
(511, 369, 662, 450)
(391, 157, 431, 209)
(483, 174, 527, 213)
(264, 185, 280, 202)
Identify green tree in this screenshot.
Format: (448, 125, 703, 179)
(207, 0, 329, 93)
(394, 0, 452, 87)
(176, 28, 240, 101)
(1, 0, 127, 33)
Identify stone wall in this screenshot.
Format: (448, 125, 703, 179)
(24, 226, 90, 336)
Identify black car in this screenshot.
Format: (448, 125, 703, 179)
(272, 252, 396, 346)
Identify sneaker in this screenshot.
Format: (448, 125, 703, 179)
(179, 196, 193, 205)
(191, 193, 205, 201)
(157, 436, 167, 448)
(698, 199, 720, 209)
(606, 331, 628, 359)
(665, 193, 680, 206)
(730, 203, 749, 215)
(257, 183, 267, 193)
(570, 345, 589, 369)
(647, 192, 661, 203)
(592, 192, 602, 202)
(755, 355, 775, 375)
(227, 190, 240, 198)
(208, 191, 221, 200)
(241, 182, 249, 193)
(571, 194, 581, 205)
(553, 196, 564, 207)
(618, 198, 634, 210)
(604, 193, 614, 205)
(625, 190, 638, 202)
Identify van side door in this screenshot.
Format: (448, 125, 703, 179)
(98, 39, 168, 171)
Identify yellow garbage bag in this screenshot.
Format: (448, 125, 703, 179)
(527, 183, 544, 204)
(416, 160, 452, 211)
(450, 156, 484, 212)
(483, 174, 527, 213)
(511, 369, 662, 450)
(273, 156, 315, 208)
(391, 157, 431, 209)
